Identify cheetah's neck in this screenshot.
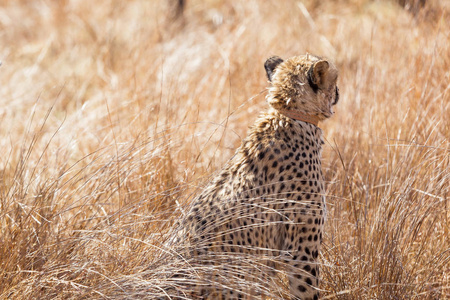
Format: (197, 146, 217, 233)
(276, 108, 320, 127)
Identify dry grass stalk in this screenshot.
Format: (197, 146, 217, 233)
(0, 0, 448, 299)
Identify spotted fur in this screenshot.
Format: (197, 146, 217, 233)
(169, 54, 339, 299)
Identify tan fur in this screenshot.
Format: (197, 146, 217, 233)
(268, 55, 338, 120)
(167, 54, 339, 300)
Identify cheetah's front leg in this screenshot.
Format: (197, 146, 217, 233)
(285, 255, 320, 300)
(283, 230, 321, 300)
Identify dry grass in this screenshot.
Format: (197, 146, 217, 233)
(0, 0, 449, 299)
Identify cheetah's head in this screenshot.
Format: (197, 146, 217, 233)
(265, 54, 339, 121)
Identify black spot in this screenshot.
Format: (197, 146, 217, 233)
(305, 247, 311, 255)
(306, 277, 313, 285)
(258, 151, 265, 160)
(272, 161, 278, 168)
(298, 285, 307, 292)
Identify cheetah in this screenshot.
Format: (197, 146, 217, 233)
(168, 54, 339, 299)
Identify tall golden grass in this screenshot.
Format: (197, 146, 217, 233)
(0, 0, 448, 299)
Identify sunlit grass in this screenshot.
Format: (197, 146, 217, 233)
(0, 0, 448, 299)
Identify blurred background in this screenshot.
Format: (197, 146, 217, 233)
(0, 0, 448, 299)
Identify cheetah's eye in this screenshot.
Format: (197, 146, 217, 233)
(332, 86, 339, 105)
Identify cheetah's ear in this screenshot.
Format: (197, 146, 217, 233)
(264, 56, 284, 82)
(307, 60, 330, 92)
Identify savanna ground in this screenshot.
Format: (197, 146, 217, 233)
(0, 0, 449, 299)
